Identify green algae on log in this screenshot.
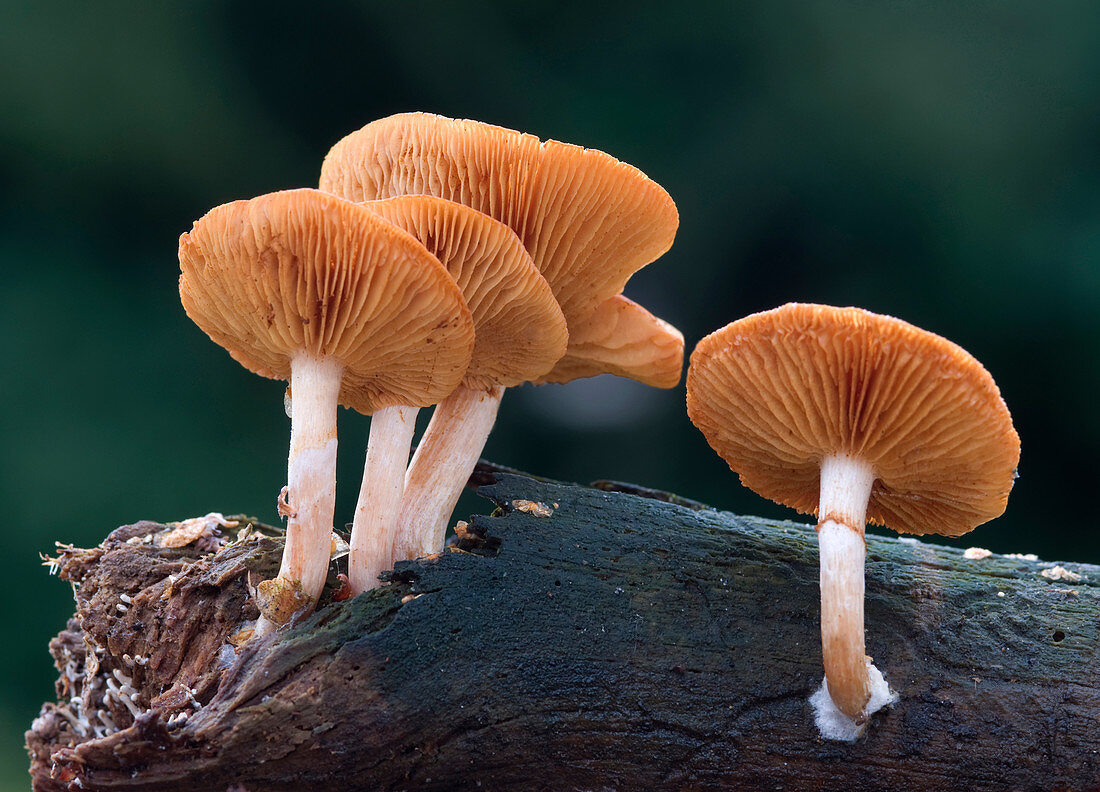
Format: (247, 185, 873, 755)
(27, 470, 1100, 791)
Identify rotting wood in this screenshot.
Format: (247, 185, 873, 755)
(26, 467, 1100, 791)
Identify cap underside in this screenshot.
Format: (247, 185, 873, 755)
(179, 188, 474, 413)
(686, 303, 1020, 537)
(363, 195, 567, 390)
(320, 112, 681, 387)
(533, 294, 683, 389)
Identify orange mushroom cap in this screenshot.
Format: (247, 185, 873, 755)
(686, 303, 1020, 537)
(362, 195, 567, 391)
(320, 112, 682, 388)
(534, 295, 683, 389)
(178, 188, 474, 413)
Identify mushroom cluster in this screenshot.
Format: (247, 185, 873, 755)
(179, 189, 475, 633)
(347, 194, 568, 595)
(178, 115, 682, 627)
(687, 303, 1020, 739)
(321, 113, 683, 561)
(174, 114, 1022, 743)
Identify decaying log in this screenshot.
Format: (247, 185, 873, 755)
(26, 469, 1100, 791)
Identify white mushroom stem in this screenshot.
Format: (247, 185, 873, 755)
(348, 404, 420, 594)
(258, 353, 342, 636)
(817, 453, 879, 721)
(393, 384, 504, 563)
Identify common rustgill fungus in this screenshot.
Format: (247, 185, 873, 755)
(320, 112, 684, 556)
(178, 188, 474, 633)
(686, 302, 1020, 739)
(346, 194, 567, 592)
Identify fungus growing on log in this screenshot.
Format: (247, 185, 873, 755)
(686, 303, 1020, 739)
(28, 470, 1099, 792)
(320, 112, 684, 543)
(178, 188, 473, 629)
(346, 195, 566, 589)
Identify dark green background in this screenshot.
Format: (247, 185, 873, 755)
(3, 2, 1097, 787)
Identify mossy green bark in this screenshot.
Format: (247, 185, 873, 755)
(28, 471, 1100, 791)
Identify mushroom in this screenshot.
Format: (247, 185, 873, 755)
(686, 303, 1020, 737)
(178, 188, 473, 631)
(347, 194, 567, 587)
(320, 112, 683, 544)
(321, 112, 682, 387)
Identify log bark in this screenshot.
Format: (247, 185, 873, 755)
(26, 467, 1100, 791)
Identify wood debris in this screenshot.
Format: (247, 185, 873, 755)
(159, 513, 239, 549)
(277, 486, 297, 519)
(511, 499, 554, 517)
(1040, 566, 1083, 583)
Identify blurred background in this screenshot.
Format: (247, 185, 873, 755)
(3, 1, 1098, 787)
